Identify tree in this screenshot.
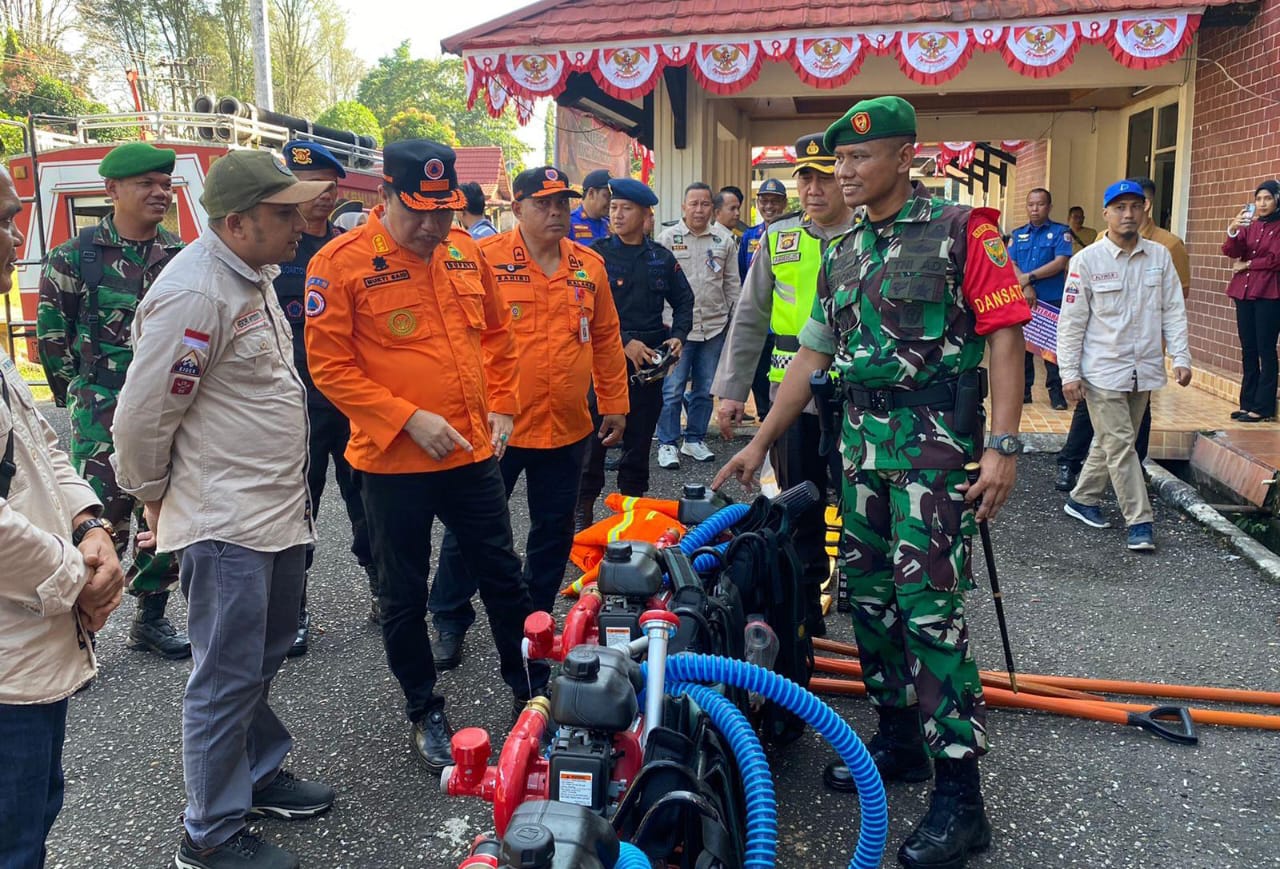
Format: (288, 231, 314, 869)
(269, 0, 323, 116)
(317, 100, 381, 146)
(0, 0, 75, 55)
(382, 108, 456, 146)
(543, 98, 554, 165)
(357, 43, 528, 169)
(210, 0, 251, 99)
(76, 0, 157, 108)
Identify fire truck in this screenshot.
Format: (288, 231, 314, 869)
(1, 99, 383, 368)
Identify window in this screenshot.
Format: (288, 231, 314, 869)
(1124, 103, 1179, 230)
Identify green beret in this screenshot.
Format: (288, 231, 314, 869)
(99, 142, 177, 179)
(823, 96, 918, 152)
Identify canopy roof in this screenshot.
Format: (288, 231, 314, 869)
(444, 0, 1238, 117)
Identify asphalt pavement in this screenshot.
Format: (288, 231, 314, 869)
(36, 405, 1280, 869)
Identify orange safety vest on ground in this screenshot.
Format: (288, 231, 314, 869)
(305, 213, 518, 473)
(603, 493, 682, 519)
(568, 508, 686, 592)
(479, 231, 629, 449)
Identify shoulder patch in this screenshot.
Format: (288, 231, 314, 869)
(305, 289, 326, 317)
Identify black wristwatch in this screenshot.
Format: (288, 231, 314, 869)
(72, 517, 115, 547)
(985, 433, 1024, 456)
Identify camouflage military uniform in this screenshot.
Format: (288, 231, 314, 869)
(37, 215, 184, 595)
(800, 183, 1024, 760)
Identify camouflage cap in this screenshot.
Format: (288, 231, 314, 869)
(99, 142, 177, 179)
(823, 96, 917, 152)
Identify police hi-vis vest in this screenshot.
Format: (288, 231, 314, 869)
(766, 219, 823, 382)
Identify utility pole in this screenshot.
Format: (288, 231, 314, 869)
(250, 0, 273, 110)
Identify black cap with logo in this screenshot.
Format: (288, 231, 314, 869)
(382, 140, 466, 211)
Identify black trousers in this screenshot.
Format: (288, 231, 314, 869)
(581, 374, 665, 506)
(1235, 298, 1280, 417)
(768, 413, 837, 634)
(430, 437, 590, 634)
(305, 403, 371, 570)
(1026, 352, 1062, 394)
(361, 460, 549, 721)
(1058, 397, 1152, 471)
(751, 334, 775, 419)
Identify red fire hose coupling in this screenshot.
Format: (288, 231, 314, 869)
(442, 696, 553, 835)
(522, 587, 602, 662)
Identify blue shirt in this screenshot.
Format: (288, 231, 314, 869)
(738, 222, 767, 284)
(1007, 220, 1073, 303)
(569, 205, 609, 243)
(467, 217, 498, 240)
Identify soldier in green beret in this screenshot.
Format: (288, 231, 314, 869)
(716, 95, 1032, 868)
(37, 141, 190, 659)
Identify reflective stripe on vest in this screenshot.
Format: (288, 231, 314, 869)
(767, 226, 823, 382)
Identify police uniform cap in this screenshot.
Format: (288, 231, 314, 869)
(283, 140, 346, 178)
(608, 178, 657, 207)
(582, 169, 612, 191)
(382, 139, 466, 211)
(201, 150, 333, 220)
(513, 166, 583, 201)
(1103, 179, 1145, 208)
(824, 96, 917, 152)
(793, 133, 836, 175)
(99, 142, 176, 179)
(757, 178, 787, 198)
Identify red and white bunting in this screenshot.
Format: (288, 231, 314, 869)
(484, 77, 509, 119)
(691, 41, 762, 94)
(1002, 23, 1080, 78)
(1106, 15, 1198, 69)
(896, 30, 974, 86)
(464, 57, 479, 110)
(789, 36, 864, 89)
(465, 12, 1200, 124)
(594, 46, 665, 100)
(504, 52, 568, 98)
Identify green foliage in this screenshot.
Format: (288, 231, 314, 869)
(0, 112, 25, 157)
(317, 101, 382, 146)
(357, 42, 528, 170)
(383, 108, 457, 146)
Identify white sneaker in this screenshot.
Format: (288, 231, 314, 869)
(680, 441, 715, 462)
(658, 444, 681, 469)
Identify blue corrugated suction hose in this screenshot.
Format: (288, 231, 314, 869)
(678, 503, 749, 553)
(613, 841, 652, 868)
(669, 682, 777, 868)
(644, 653, 888, 869)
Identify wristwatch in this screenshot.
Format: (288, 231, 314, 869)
(985, 433, 1024, 456)
(72, 517, 115, 547)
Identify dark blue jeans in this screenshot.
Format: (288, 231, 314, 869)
(430, 438, 589, 635)
(0, 699, 68, 869)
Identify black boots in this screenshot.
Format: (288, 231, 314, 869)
(127, 592, 191, 659)
(898, 757, 991, 869)
(823, 706, 932, 791)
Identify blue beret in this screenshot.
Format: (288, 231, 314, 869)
(282, 140, 346, 178)
(1103, 179, 1145, 207)
(608, 178, 657, 207)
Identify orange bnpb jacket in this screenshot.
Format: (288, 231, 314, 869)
(478, 231, 630, 450)
(305, 213, 519, 474)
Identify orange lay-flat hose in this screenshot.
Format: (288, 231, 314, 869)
(809, 677, 1280, 732)
(813, 656, 1103, 702)
(811, 638, 1280, 707)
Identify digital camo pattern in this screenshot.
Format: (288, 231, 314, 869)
(841, 466, 986, 759)
(819, 189, 983, 471)
(36, 215, 183, 594)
